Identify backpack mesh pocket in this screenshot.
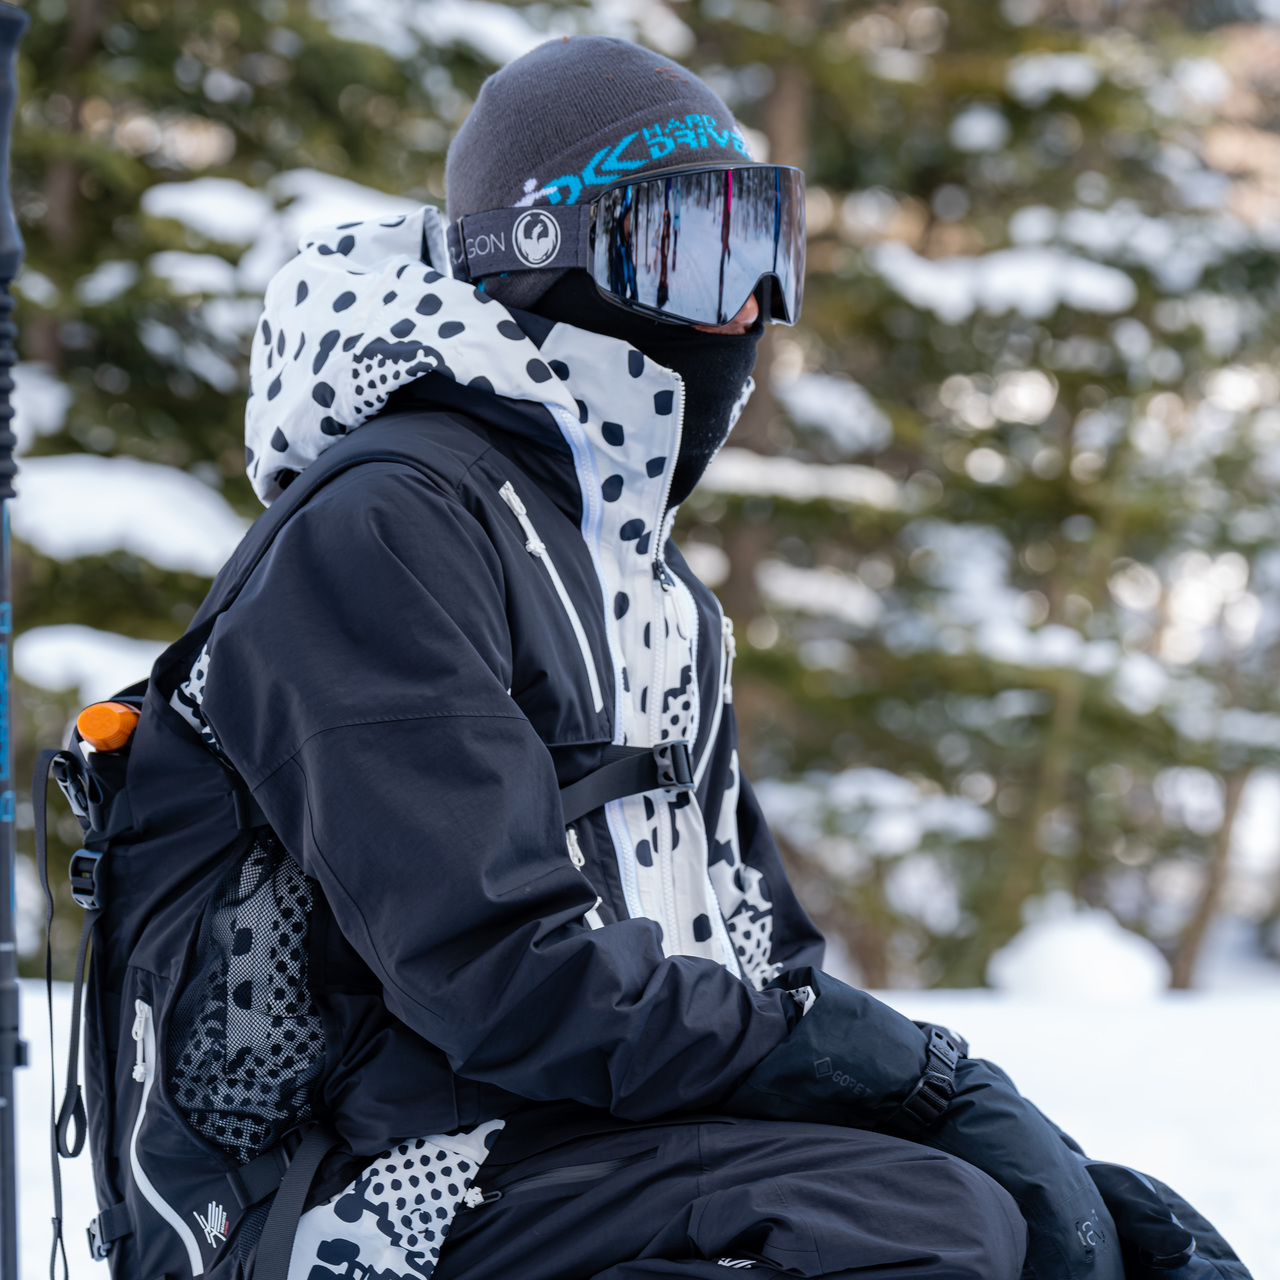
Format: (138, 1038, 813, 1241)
(168, 831, 325, 1163)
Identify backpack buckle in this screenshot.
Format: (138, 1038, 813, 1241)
(86, 1215, 109, 1262)
(653, 741, 694, 790)
(69, 850, 105, 911)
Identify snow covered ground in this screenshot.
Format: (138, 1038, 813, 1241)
(15, 978, 1278, 1279)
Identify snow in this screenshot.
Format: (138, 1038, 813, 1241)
(949, 104, 1010, 153)
(313, 0, 693, 63)
(756, 560, 883, 629)
(12, 362, 72, 452)
(148, 250, 238, 296)
(773, 372, 893, 454)
(141, 177, 272, 243)
(13, 973, 1279, 1279)
(236, 169, 421, 291)
(12, 454, 249, 577)
(702, 447, 901, 510)
(872, 243, 1137, 323)
(1005, 52, 1100, 107)
(73, 260, 139, 306)
(987, 905, 1172, 1001)
(14, 625, 166, 704)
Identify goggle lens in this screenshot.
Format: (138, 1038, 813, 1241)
(590, 166, 805, 327)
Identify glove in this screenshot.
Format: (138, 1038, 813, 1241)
(1084, 1163, 1254, 1280)
(722, 968, 1124, 1280)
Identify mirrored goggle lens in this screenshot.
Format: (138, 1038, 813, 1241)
(591, 166, 805, 326)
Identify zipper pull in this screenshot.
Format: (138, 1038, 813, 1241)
(498, 480, 526, 515)
(131, 1001, 149, 1083)
(566, 826, 586, 868)
(462, 1187, 502, 1209)
(653, 560, 676, 593)
(722, 616, 736, 704)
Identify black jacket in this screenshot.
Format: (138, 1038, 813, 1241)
(195, 372, 823, 1157)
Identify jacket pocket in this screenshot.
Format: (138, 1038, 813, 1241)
(498, 480, 605, 714)
(129, 998, 211, 1275)
(479, 1147, 658, 1204)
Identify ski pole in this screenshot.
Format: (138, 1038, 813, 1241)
(0, 6, 29, 1279)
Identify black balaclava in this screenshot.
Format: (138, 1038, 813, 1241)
(532, 270, 762, 507)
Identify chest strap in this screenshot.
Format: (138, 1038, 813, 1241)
(559, 741, 693, 826)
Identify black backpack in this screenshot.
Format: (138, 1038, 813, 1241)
(34, 412, 694, 1280)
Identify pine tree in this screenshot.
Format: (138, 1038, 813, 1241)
(675, 0, 1280, 987)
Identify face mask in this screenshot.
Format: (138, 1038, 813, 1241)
(530, 271, 762, 506)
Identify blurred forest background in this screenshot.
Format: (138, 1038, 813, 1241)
(14, 0, 1280, 988)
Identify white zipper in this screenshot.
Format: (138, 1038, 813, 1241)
(130, 1000, 206, 1275)
(566, 827, 605, 928)
(693, 613, 735, 791)
(499, 481, 604, 715)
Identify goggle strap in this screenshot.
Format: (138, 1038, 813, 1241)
(448, 205, 591, 281)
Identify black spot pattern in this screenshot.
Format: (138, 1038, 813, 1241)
(654, 389, 674, 415)
(614, 592, 629, 618)
(417, 293, 442, 315)
(271, 427, 288, 450)
(527, 359, 552, 383)
(313, 330, 340, 373)
(438, 321, 465, 338)
(390, 319, 415, 338)
(168, 833, 323, 1163)
(333, 291, 357, 312)
(628, 350, 644, 377)
(602, 421, 625, 446)
(549, 359, 570, 380)
(496, 320, 524, 340)
(602, 475, 623, 502)
(646, 456, 666, 478)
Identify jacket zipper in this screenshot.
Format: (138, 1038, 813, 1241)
(467, 1147, 658, 1207)
(130, 1000, 207, 1276)
(693, 613, 735, 791)
(499, 481, 605, 715)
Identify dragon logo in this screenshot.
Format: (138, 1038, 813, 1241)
(513, 210, 561, 268)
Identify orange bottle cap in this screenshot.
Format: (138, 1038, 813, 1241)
(77, 701, 139, 752)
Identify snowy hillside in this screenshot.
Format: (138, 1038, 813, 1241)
(17, 978, 1278, 1279)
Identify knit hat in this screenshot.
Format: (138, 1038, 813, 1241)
(445, 36, 752, 310)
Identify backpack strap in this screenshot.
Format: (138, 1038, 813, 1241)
(559, 741, 694, 825)
(251, 1123, 342, 1280)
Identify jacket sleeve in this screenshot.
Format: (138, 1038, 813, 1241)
(200, 464, 799, 1120)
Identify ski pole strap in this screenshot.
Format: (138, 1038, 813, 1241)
(252, 1122, 342, 1280)
(559, 741, 694, 826)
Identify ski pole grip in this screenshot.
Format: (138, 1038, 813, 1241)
(0, 3, 27, 503)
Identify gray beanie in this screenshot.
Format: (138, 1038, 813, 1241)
(445, 36, 751, 310)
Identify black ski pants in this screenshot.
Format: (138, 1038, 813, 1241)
(433, 1116, 1027, 1280)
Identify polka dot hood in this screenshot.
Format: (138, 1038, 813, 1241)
(246, 205, 699, 508)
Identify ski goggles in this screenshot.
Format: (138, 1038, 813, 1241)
(447, 163, 806, 327)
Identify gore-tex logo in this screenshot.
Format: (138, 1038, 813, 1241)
(814, 1057, 832, 1078)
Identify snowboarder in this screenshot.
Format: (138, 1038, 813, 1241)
(146, 35, 1249, 1280)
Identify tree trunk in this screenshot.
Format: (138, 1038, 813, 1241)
(1170, 768, 1250, 989)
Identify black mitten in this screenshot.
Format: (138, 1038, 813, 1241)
(723, 968, 1123, 1280)
(1085, 1163, 1253, 1280)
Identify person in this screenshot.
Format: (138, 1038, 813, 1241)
(166, 35, 1246, 1280)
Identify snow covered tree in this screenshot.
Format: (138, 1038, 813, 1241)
(675, 0, 1280, 987)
